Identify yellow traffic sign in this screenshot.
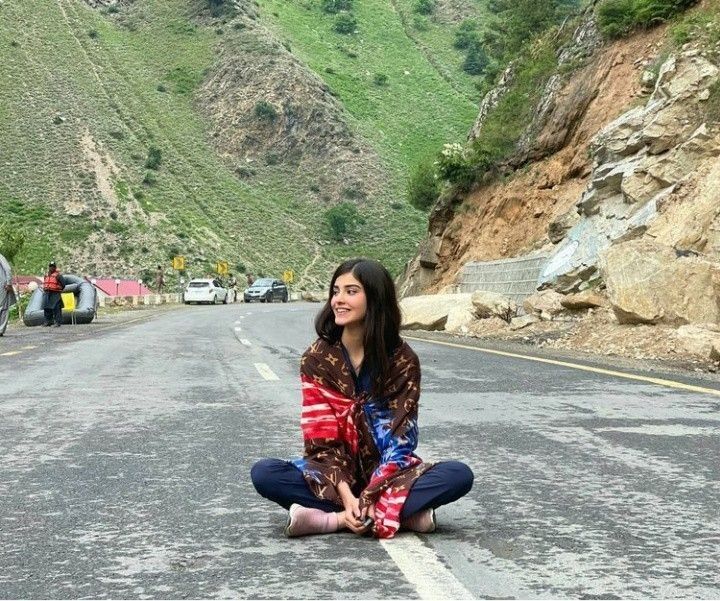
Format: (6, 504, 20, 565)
(282, 270, 294, 284)
(172, 256, 185, 270)
(216, 261, 229, 276)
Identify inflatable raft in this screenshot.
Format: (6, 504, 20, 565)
(23, 275, 97, 326)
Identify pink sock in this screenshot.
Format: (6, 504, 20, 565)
(285, 504, 339, 537)
(401, 508, 436, 533)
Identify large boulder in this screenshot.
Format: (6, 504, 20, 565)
(601, 240, 720, 325)
(471, 290, 517, 321)
(675, 324, 720, 359)
(523, 289, 566, 321)
(445, 305, 477, 334)
(560, 290, 606, 311)
(400, 293, 473, 331)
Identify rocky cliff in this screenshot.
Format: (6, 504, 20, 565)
(402, 2, 720, 315)
(399, 1, 720, 365)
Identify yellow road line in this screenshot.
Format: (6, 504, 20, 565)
(21, 345, 37, 350)
(405, 335, 720, 398)
(0, 351, 22, 357)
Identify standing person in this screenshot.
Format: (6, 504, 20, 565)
(246, 272, 255, 287)
(251, 258, 474, 538)
(42, 261, 66, 327)
(0, 252, 17, 337)
(227, 273, 237, 303)
(155, 265, 165, 294)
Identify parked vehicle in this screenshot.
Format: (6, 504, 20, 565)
(243, 278, 288, 303)
(183, 278, 228, 305)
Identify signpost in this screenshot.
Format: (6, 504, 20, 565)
(282, 270, 294, 284)
(172, 256, 185, 271)
(216, 261, 229, 276)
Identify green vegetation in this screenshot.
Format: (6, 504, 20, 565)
(0, 220, 25, 264)
(253, 100, 279, 122)
(407, 159, 441, 211)
(322, 0, 353, 13)
(325, 202, 364, 240)
(414, 0, 436, 15)
(333, 13, 357, 34)
(597, 0, 699, 38)
(144, 146, 163, 170)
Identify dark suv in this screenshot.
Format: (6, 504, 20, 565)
(243, 278, 289, 303)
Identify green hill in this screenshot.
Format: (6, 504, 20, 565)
(0, 0, 481, 285)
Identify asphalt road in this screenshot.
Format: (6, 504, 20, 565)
(1, 303, 719, 599)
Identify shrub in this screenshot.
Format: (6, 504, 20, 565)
(454, 20, 479, 50)
(254, 100, 278, 122)
(0, 221, 25, 263)
(414, 0, 435, 15)
(463, 42, 489, 75)
(412, 15, 429, 31)
(142, 171, 157, 186)
(435, 143, 476, 189)
(88, 29, 99, 39)
(373, 73, 389, 86)
(145, 146, 162, 170)
(407, 159, 441, 211)
(325, 202, 363, 240)
(597, 0, 698, 38)
(322, 0, 352, 13)
(333, 13, 357, 34)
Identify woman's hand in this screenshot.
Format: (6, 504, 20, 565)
(337, 482, 371, 534)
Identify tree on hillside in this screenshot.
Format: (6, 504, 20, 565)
(0, 221, 25, 264)
(486, 0, 579, 58)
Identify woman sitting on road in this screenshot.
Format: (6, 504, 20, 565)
(251, 258, 474, 538)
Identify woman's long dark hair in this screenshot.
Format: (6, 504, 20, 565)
(315, 258, 401, 397)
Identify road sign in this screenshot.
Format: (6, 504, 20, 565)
(172, 256, 185, 270)
(216, 261, 229, 276)
(283, 270, 294, 284)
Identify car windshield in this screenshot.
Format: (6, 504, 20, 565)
(252, 278, 273, 287)
(188, 282, 210, 288)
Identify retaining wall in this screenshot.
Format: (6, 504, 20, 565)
(457, 255, 548, 303)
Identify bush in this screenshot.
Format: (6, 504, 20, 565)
(321, 0, 352, 13)
(414, 0, 436, 15)
(0, 221, 25, 263)
(373, 73, 389, 86)
(462, 42, 489, 75)
(597, 0, 698, 38)
(454, 20, 479, 50)
(407, 159, 440, 211)
(333, 13, 357, 34)
(412, 15, 429, 31)
(142, 171, 157, 186)
(435, 143, 476, 189)
(145, 146, 162, 170)
(253, 100, 278, 122)
(325, 202, 363, 240)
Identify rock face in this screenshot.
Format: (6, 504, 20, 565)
(539, 51, 720, 292)
(602, 240, 720, 325)
(197, 16, 385, 204)
(523, 289, 567, 321)
(560, 290, 605, 310)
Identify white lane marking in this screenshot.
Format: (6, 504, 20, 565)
(240, 339, 252, 347)
(380, 535, 474, 600)
(234, 326, 242, 332)
(254, 363, 279, 381)
(234, 321, 242, 325)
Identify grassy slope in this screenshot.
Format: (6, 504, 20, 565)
(0, 0, 479, 281)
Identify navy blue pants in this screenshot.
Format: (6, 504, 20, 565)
(251, 458, 473, 519)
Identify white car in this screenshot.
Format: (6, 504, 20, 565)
(183, 278, 228, 305)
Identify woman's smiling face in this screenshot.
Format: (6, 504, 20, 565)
(331, 272, 367, 328)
